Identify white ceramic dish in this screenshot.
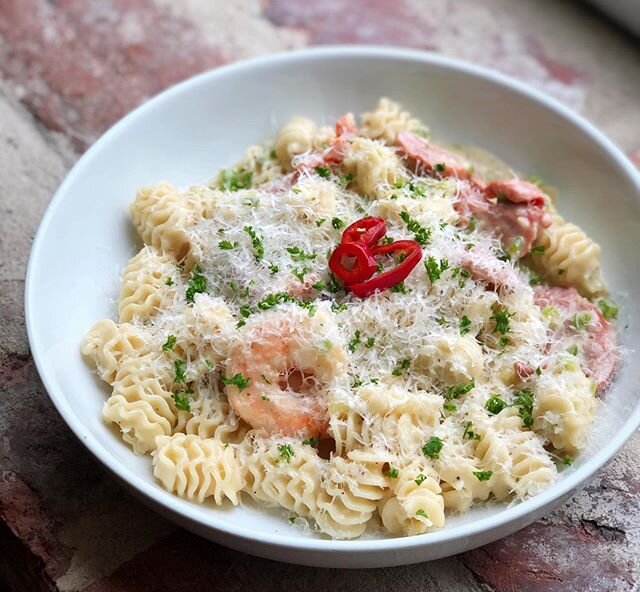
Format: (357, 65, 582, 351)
(26, 46, 640, 568)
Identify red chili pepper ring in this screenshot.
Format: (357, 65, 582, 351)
(328, 241, 378, 284)
(341, 216, 387, 247)
(346, 239, 423, 298)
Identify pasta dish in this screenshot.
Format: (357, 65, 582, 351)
(82, 99, 618, 538)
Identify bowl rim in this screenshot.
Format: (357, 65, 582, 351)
(25, 45, 640, 554)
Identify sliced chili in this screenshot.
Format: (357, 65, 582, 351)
(328, 241, 377, 284)
(341, 217, 387, 247)
(346, 240, 422, 298)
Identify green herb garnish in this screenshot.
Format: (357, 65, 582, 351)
(399, 211, 431, 245)
(445, 379, 475, 400)
(278, 443, 294, 463)
(172, 391, 191, 412)
(221, 373, 250, 391)
(459, 315, 472, 335)
(597, 298, 619, 321)
(513, 388, 534, 428)
(162, 335, 177, 352)
(422, 436, 444, 459)
(485, 395, 507, 415)
(218, 168, 252, 191)
(185, 267, 207, 303)
(243, 225, 264, 260)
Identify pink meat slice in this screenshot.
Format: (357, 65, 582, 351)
(455, 180, 552, 257)
(485, 179, 548, 207)
(459, 241, 523, 291)
(533, 285, 618, 393)
(323, 112, 357, 164)
(293, 112, 356, 173)
(397, 131, 472, 179)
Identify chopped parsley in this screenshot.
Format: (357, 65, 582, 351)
(315, 218, 326, 227)
(205, 359, 214, 369)
(172, 391, 191, 412)
(414, 474, 427, 486)
(277, 443, 294, 463)
(315, 166, 331, 178)
(415, 509, 429, 518)
(491, 305, 513, 335)
(505, 236, 524, 258)
(445, 379, 475, 400)
(573, 311, 592, 330)
(390, 281, 408, 294)
(331, 217, 345, 230)
(443, 401, 457, 412)
(563, 455, 574, 466)
(312, 280, 326, 291)
(302, 437, 319, 447)
(597, 298, 619, 321)
(174, 359, 187, 384)
(485, 394, 508, 415)
(286, 246, 317, 262)
(463, 421, 481, 441)
(267, 262, 279, 274)
(351, 376, 364, 388)
(473, 470, 493, 481)
(291, 266, 311, 283)
(422, 436, 444, 459)
(348, 331, 362, 353)
(243, 225, 264, 260)
(531, 245, 545, 255)
(218, 168, 252, 191)
(385, 467, 399, 479)
(162, 334, 177, 352)
(567, 344, 579, 356)
(339, 173, 354, 188)
(221, 372, 250, 391)
(513, 388, 534, 428)
(165, 277, 174, 286)
(185, 265, 207, 303)
(425, 256, 449, 283)
(392, 358, 411, 376)
(529, 275, 543, 286)
(459, 315, 472, 335)
(218, 240, 236, 250)
(399, 211, 431, 245)
(327, 273, 343, 294)
(256, 292, 292, 310)
(239, 305, 253, 318)
(451, 266, 472, 287)
(433, 162, 446, 174)
(331, 302, 348, 313)
(365, 336, 375, 348)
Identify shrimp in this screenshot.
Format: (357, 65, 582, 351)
(225, 303, 348, 438)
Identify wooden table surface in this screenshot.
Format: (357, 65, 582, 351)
(1, 1, 639, 590)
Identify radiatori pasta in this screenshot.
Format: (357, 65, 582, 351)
(82, 98, 619, 539)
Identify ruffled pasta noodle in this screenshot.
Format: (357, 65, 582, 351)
(380, 462, 444, 535)
(119, 247, 178, 323)
(153, 433, 244, 504)
(83, 97, 617, 539)
(530, 213, 606, 298)
(274, 116, 318, 170)
(81, 319, 151, 384)
(360, 98, 424, 143)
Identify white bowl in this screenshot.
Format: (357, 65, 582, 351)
(26, 46, 640, 568)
